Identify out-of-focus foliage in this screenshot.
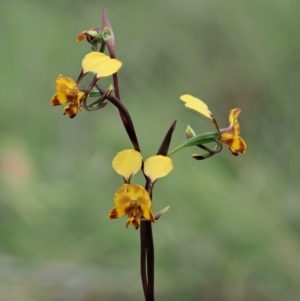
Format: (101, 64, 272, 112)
(1, 0, 300, 300)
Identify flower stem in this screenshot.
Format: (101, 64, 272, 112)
(96, 84, 141, 152)
(167, 143, 187, 157)
(112, 72, 121, 101)
(145, 222, 155, 301)
(140, 222, 148, 298)
(167, 132, 220, 157)
(107, 49, 126, 128)
(140, 221, 155, 301)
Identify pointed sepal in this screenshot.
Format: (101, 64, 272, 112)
(156, 120, 177, 156)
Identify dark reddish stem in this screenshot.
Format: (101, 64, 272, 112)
(95, 84, 141, 152)
(145, 222, 155, 301)
(140, 224, 148, 297)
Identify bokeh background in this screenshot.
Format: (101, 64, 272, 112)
(1, 0, 300, 300)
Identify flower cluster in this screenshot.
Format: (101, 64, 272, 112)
(50, 48, 121, 118)
(166, 95, 246, 159)
(179, 94, 246, 157)
(51, 75, 86, 118)
(108, 149, 173, 229)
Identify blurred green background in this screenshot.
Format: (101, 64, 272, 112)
(1, 0, 300, 300)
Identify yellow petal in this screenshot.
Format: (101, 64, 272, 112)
(144, 155, 173, 182)
(82, 52, 110, 73)
(141, 208, 156, 223)
(55, 75, 78, 95)
(112, 149, 142, 182)
(221, 133, 247, 155)
(77, 91, 86, 108)
(63, 104, 78, 118)
(114, 184, 132, 207)
(126, 216, 141, 229)
(230, 136, 247, 155)
(229, 108, 241, 134)
(93, 59, 122, 78)
(180, 94, 212, 119)
(108, 206, 127, 219)
(51, 92, 71, 106)
(116, 184, 150, 204)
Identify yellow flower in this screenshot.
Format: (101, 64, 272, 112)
(51, 75, 85, 118)
(108, 184, 155, 229)
(219, 108, 246, 155)
(108, 149, 173, 228)
(180, 94, 246, 155)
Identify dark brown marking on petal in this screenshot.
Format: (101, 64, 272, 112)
(239, 140, 246, 153)
(226, 138, 234, 146)
(231, 150, 239, 156)
(64, 106, 77, 118)
(108, 208, 118, 219)
(142, 209, 156, 223)
(230, 137, 246, 155)
(131, 218, 140, 229)
(125, 206, 134, 215)
(66, 95, 76, 102)
(51, 95, 61, 106)
(126, 217, 140, 229)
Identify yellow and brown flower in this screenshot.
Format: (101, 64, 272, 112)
(180, 94, 246, 155)
(108, 184, 155, 229)
(108, 149, 173, 228)
(219, 108, 246, 155)
(51, 75, 86, 118)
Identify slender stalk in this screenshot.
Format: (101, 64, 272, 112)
(99, 42, 106, 53)
(108, 48, 127, 127)
(85, 76, 99, 95)
(167, 132, 219, 157)
(96, 84, 141, 152)
(112, 72, 121, 101)
(142, 180, 155, 301)
(112, 72, 129, 128)
(145, 222, 155, 301)
(140, 222, 148, 298)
